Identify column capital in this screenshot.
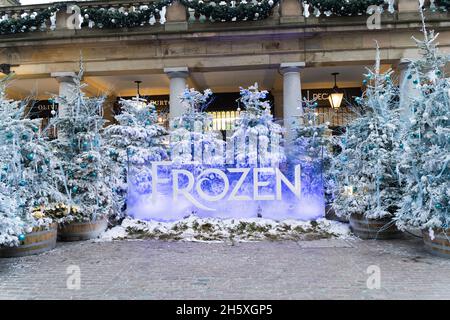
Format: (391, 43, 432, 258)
(280, 62, 305, 74)
(164, 67, 189, 79)
(51, 72, 77, 83)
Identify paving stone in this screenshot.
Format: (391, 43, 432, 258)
(0, 238, 449, 299)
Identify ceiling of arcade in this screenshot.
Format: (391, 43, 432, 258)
(4, 65, 389, 99)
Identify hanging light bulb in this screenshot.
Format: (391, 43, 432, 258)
(328, 72, 344, 109)
(133, 80, 147, 109)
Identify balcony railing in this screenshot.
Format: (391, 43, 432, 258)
(0, 0, 448, 35)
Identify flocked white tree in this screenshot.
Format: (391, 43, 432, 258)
(292, 98, 334, 203)
(331, 45, 402, 219)
(104, 97, 167, 219)
(395, 16, 449, 231)
(0, 77, 59, 247)
(231, 83, 285, 167)
(48, 65, 114, 223)
(170, 88, 224, 165)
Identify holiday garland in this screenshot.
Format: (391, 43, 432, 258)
(0, 4, 63, 35)
(435, 0, 450, 10)
(81, 0, 172, 29)
(180, 0, 279, 22)
(0, 0, 449, 35)
(305, 0, 385, 16)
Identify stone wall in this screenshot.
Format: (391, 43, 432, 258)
(0, 0, 20, 7)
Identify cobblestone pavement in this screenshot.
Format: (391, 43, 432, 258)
(0, 238, 449, 299)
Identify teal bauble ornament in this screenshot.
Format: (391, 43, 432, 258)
(87, 154, 94, 161)
(6, 132, 13, 139)
(362, 79, 368, 85)
(413, 79, 419, 85)
(90, 171, 97, 177)
(32, 126, 39, 133)
(18, 180, 27, 187)
(72, 186, 78, 193)
(435, 70, 442, 76)
(22, 133, 29, 140)
(399, 143, 404, 149)
(435, 203, 442, 209)
(407, 74, 412, 80)
(27, 153, 35, 160)
(18, 234, 26, 242)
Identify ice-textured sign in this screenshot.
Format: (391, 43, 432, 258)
(127, 161, 324, 221)
(126, 85, 326, 221)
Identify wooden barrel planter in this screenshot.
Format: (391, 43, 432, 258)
(349, 213, 402, 240)
(0, 223, 57, 258)
(58, 218, 108, 242)
(422, 228, 450, 258)
(325, 204, 349, 223)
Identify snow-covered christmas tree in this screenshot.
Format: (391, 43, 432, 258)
(331, 45, 402, 219)
(395, 16, 449, 231)
(292, 98, 334, 203)
(104, 97, 167, 219)
(0, 77, 58, 247)
(231, 83, 284, 167)
(170, 87, 224, 165)
(49, 65, 114, 223)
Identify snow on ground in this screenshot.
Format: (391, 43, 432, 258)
(100, 215, 352, 243)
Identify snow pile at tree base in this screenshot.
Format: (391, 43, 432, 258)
(100, 216, 352, 242)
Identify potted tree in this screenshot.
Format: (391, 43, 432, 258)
(395, 18, 449, 257)
(0, 77, 61, 257)
(49, 65, 112, 241)
(330, 45, 403, 239)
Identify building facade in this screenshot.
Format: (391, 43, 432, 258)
(0, 0, 449, 138)
(0, 0, 20, 6)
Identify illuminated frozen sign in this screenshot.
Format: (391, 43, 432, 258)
(127, 85, 325, 221)
(152, 162, 300, 210)
(127, 162, 324, 221)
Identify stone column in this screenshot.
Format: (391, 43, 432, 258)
(164, 67, 189, 121)
(52, 72, 77, 117)
(280, 62, 305, 143)
(51, 72, 77, 139)
(397, 58, 417, 121)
